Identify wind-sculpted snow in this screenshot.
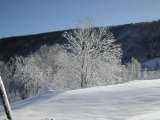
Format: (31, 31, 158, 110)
(0, 79, 160, 120)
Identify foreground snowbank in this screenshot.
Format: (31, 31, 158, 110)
(0, 79, 160, 120)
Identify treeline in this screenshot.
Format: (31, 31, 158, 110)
(0, 44, 61, 102)
(0, 44, 160, 102)
(112, 20, 160, 63)
(0, 43, 122, 102)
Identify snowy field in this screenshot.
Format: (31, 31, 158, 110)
(142, 57, 160, 69)
(0, 79, 160, 120)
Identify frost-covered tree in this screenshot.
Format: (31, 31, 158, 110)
(15, 44, 61, 94)
(0, 56, 38, 100)
(124, 57, 142, 80)
(0, 44, 62, 101)
(61, 19, 123, 88)
(124, 57, 160, 81)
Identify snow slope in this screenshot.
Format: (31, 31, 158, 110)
(1, 79, 160, 120)
(142, 57, 160, 69)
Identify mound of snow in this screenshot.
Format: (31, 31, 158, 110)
(128, 111, 160, 120)
(37, 86, 54, 95)
(1, 79, 160, 120)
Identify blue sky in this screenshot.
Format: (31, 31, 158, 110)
(0, 0, 160, 38)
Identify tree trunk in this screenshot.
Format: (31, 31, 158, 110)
(80, 56, 87, 88)
(80, 41, 88, 88)
(0, 76, 13, 120)
(80, 72, 84, 88)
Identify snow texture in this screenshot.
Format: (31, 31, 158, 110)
(0, 79, 160, 120)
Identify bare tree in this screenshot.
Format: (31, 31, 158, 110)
(62, 19, 123, 88)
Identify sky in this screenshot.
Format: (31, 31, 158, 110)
(0, 0, 160, 38)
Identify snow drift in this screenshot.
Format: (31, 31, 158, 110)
(0, 79, 160, 120)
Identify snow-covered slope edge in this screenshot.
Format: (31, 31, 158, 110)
(0, 79, 160, 120)
(142, 57, 160, 69)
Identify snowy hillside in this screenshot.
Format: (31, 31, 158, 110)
(142, 57, 160, 69)
(1, 79, 160, 120)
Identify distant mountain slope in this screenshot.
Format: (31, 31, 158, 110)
(0, 79, 160, 120)
(0, 20, 160, 63)
(0, 30, 67, 61)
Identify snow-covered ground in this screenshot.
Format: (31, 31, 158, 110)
(142, 57, 160, 69)
(1, 79, 160, 120)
